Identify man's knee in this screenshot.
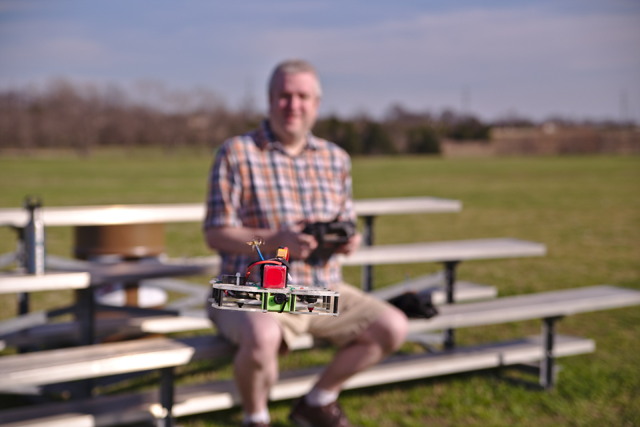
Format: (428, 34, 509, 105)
(236, 316, 283, 363)
(374, 306, 409, 352)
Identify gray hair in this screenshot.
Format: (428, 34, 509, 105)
(268, 59, 322, 99)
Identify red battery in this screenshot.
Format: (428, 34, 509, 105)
(262, 264, 287, 288)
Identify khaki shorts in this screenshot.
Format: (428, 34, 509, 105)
(207, 283, 391, 348)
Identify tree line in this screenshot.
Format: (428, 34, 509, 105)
(0, 79, 630, 156)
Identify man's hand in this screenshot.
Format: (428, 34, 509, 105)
(271, 227, 318, 260)
(334, 232, 361, 256)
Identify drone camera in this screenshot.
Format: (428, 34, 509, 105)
(272, 293, 288, 305)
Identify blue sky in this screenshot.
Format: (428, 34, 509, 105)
(1, 0, 639, 122)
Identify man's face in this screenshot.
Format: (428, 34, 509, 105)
(268, 71, 320, 145)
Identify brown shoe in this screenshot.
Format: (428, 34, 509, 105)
(289, 397, 351, 427)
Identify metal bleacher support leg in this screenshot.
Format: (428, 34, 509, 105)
(20, 197, 46, 315)
(75, 287, 96, 346)
(70, 270, 97, 399)
(540, 316, 562, 389)
(17, 229, 29, 316)
(443, 260, 460, 350)
(158, 367, 175, 427)
(71, 288, 97, 399)
(361, 215, 375, 292)
(15, 197, 46, 354)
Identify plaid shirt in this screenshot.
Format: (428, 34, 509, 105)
(204, 120, 356, 288)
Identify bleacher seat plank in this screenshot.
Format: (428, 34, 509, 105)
(0, 335, 594, 427)
(1, 285, 638, 426)
(0, 317, 175, 350)
(0, 335, 229, 387)
(0, 277, 495, 350)
(0, 333, 316, 390)
(77, 260, 219, 286)
(49, 238, 543, 285)
(1, 285, 637, 389)
(340, 238, 547, 266)
(269, 335, 594, 403)
(354, 196, 461, 216)
(406, 285, 640, 334)
(0, 203, 205, 227)
(0, 272, 90, 294)
(154, 335, 593, 418)
(0, 391, 160, 427)
(0, 197, 461, 228)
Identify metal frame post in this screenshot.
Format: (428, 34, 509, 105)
(443, 260, 459, 350)
(361, 215, 375, 292)
(75, 288, 96, 346)
(21, 197, 46, 315)
(540, 316, 561, 389)
(158, 367, 175, 427)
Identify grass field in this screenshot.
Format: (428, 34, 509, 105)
(0, 151, 638, 426)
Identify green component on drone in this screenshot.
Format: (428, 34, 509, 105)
(261, 291, 296, 312)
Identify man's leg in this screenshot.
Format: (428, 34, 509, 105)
(209, 309, 284, 423)
(314, 304, 408, 392)
(291, 292, 408, 426)
(233, 312, 283, 415)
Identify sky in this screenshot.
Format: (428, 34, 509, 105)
(1, 0, 639, 122)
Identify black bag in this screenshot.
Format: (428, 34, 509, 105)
(388, 292, 439, 319)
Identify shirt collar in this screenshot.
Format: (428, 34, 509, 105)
(257, 119, 319, 154)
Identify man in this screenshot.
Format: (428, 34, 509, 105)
(204, 59, 408, 427)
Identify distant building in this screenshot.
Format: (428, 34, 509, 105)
(490, 124, 640, 156)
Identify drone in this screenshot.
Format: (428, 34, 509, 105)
(209, 238, 339, 316)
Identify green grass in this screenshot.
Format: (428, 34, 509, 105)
(1, 151, 639, 426)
